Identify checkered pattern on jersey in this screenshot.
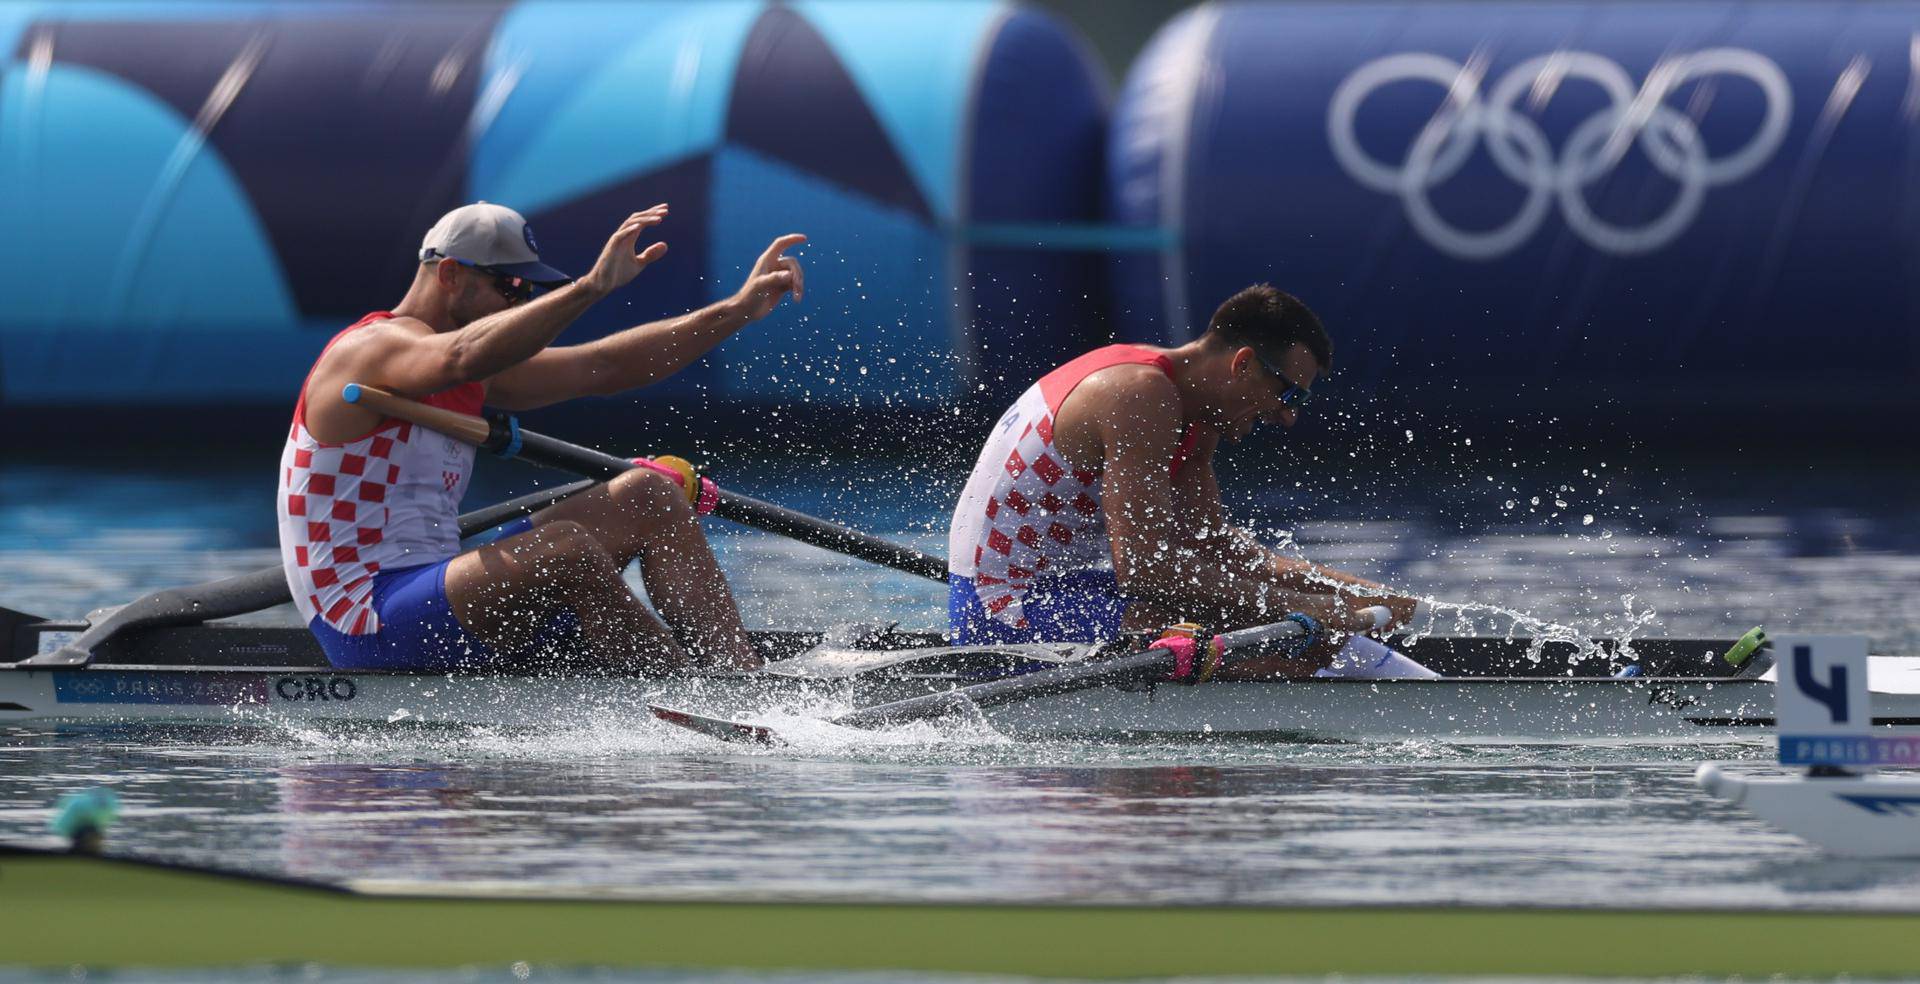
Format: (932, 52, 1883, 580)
(276, 314, 486, 638)
(949, 346, 1195, 629)
(281, 421, 413, 635)
(967, 411, 1102, 629)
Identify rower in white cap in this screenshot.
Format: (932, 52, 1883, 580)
(276, 201, 805, 673)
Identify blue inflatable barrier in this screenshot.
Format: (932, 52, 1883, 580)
(1109, 2, 1920, 413)
(0, 1, 1104, 414)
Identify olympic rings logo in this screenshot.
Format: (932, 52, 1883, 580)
(1327, 49, 1793, 259)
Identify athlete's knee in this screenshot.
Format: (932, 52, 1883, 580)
(608, 468, 692, 521)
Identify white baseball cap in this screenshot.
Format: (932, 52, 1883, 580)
(419, 202, 572, 286)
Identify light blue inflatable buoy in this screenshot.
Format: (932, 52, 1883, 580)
(49, 788, 121, 854)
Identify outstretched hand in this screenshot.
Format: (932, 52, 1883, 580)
(733, 234, 807, 320)
(581, 204, 671, 295)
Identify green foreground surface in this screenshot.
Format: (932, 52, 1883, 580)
(5, 851, 1919, 978)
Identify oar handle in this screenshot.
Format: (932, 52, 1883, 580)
(345, 384, 685, 480)
(341, 383, 951, 584)
(342, 383, 494, 447)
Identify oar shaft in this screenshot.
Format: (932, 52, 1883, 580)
(513, 428, 637, 479)
(500, 432, 946, 579)
(454, 479, 599, 533)
(708, 491, 948, 582)
(829, 619, 1307, 730)
(344, 384, 950, 583)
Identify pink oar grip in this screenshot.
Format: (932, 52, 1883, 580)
(629, 456, 683, 484)
(1154, 635, 1198, 681)
(628, 457, 715, 515)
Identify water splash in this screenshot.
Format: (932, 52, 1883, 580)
(1397, 593, 1663, 666)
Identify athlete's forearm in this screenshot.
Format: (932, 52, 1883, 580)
(1123, 559, 1374, 632)
(574, 296, 755, 395)
(1271, 553, 1391, 596)
(1125, 531, 1412, 630)
(447, 281, 607, 382)
(1177, 518, 1366, 591)
(1205, 526, 1411, 606)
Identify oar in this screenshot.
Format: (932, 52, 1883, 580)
(647, 617, 1313, 745)
(341, 383, 949, 583)
(15, 480, 600, 668)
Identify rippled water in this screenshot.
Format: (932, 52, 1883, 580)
(2, 451, 1918, 978)
(14, 721, 1916, 910)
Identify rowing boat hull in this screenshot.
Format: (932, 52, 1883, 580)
(10, 613, 1917, 741)
(9, 663, 1920, 740)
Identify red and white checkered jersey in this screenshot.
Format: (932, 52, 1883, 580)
(276, 313, 482, 637)
(948, 345, 1198, 629)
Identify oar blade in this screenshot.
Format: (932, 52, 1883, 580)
(648, 704, 784, 746)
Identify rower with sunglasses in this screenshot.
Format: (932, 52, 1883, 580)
(946, 284, 1439, 679)
(277, 202, 805, 674)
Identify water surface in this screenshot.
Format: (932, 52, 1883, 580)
(3, 452, 1917, 921)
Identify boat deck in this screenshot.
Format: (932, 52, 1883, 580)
(5, 605, 1763, 679)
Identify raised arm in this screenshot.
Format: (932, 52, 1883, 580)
(302, 209, 670, 440)
(396, 208, 669, 393)
(339, 284, 604, 398)
(489, 234, 807, 410)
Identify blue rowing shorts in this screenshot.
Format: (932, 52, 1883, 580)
(948, 570, 1128, 644)
(307, 558, 487, 671)
(310, 517, 573, 670)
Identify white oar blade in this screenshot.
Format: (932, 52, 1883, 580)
(648, 704, 783, 746)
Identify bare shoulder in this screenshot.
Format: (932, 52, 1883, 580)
(1054, 361, 1183, 475)
(312, 315, 431, 374)
(1072, 361, 1181, 420)
(325, 315, 431, 354)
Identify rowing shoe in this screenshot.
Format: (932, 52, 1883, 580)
(649, 617, 1315, 745)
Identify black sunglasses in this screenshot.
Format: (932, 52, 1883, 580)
(476, 267, 536, 304)
(1255, 352, 1314, 411)
(422, 249, 537, 304)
